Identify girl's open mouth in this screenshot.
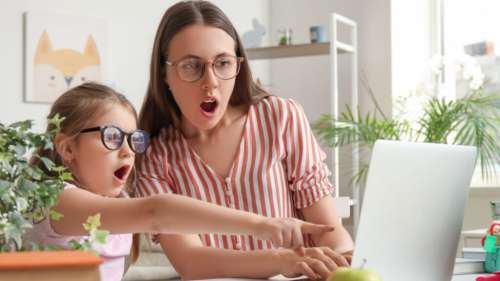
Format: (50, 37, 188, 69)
(200, 98, 218, 115)
(114, 165, 130, 182)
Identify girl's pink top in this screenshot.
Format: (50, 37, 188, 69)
(24, 184, 132, 281)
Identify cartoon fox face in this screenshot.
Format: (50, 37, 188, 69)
(33, 30, 101, 102)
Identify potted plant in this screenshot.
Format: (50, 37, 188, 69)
(0, 117, 106, 280)
(313, 57, 500, 186)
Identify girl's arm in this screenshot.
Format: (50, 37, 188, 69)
(50, 187, 333, 248)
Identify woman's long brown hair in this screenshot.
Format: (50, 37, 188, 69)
(138, 0, 269, 139)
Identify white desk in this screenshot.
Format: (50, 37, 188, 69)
(175, 274, 487, 281)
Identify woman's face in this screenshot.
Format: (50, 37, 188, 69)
(165, 24, 238, 131)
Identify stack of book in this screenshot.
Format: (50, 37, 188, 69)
(454, 257, 485, 275)
(464, 41, 495, 56)
(463, 247, 486, 260)
(454, 247, 486, 275)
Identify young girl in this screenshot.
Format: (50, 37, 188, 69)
(25, 82, 334, 281)
(137, 1, 354, 280)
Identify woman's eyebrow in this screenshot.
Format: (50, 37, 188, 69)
(176, 52, 235, 61)
(215, 52, 233, 57)
(175, 54, 201, 61)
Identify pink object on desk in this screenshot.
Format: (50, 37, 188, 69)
(477, 272, 500, 281)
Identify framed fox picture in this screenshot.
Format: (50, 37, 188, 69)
(24, 11, 110, 103)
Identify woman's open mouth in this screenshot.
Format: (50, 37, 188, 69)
(200, 98, 218, 117)
(114, 165, 130, 183)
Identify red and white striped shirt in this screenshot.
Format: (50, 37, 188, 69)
(137, 96, 334, 251)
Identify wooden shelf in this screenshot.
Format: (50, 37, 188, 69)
(245, 41, 353, 60)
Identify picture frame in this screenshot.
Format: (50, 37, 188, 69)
(24, 11, 111, 103)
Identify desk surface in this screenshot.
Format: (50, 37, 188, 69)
(185, 274, 486, 281)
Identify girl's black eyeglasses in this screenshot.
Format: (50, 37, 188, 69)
(80, 126, 150, 154)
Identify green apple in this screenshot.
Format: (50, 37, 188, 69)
(328, 267, 382, 281)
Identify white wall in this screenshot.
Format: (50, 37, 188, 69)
(0, 0, 270, 131)
(268, 0, 392, 121)
(268, 0, 392, 232)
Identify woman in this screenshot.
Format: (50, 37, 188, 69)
(137, 1, 354, 279)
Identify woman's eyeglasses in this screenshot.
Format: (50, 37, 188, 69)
(166, 55, 244, 82)
(80, 126, 150, 154)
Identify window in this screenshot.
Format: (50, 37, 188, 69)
(442, 0, 500, 186)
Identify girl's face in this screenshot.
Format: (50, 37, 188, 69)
(67, 105, 137, 197)
(165, 24, 238, 131)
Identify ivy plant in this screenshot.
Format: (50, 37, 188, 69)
(0, 117, 108, 252)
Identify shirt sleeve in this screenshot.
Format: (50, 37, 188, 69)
(283, 99, 334, 209)
(136, 134, 176, 197)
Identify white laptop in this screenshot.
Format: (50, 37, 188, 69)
(351, 140, 477, 281)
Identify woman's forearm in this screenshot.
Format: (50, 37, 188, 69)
(167, 246, 284, 280)
(316, 226, 354, 253)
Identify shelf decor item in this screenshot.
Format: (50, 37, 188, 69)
(277, 28, 292, 46)
(310, 25, 327, 43)
(491, 201, 500, 220)
(241, 18, 266, 48)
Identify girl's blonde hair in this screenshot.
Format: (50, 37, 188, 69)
(32, 82, 136, 176)
(31, 82, 140, 261)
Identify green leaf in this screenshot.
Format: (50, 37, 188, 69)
(92, 230, 109, 245)
(49, 210, 64, 221)
(32, 210, 45, 222)
(83, 214, 102, 232)
(18, 178, 37, 192)
(25, 166, 42, 181)
(15, 198, 28, 212)
(0, 180, 11, 193)
(60, 172, 73, 181)
(4, 225, 23, 250)
(39, 157, 55, 171)
(10, 212, 32, 229)
(68, 240, 84, 251)
(48, 114, 65, 133)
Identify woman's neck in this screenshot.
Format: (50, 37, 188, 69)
(180, 104, 246, 141)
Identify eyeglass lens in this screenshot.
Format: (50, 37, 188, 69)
(102, 127, 149, 153)
(176, 56, 240, 82)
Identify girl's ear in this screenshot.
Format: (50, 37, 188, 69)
(54, 133, 75, 164)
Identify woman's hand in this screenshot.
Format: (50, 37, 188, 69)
(256, 217, 334, 249)
(278, 247, 350, 280)
(341, 250, 353, 265)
